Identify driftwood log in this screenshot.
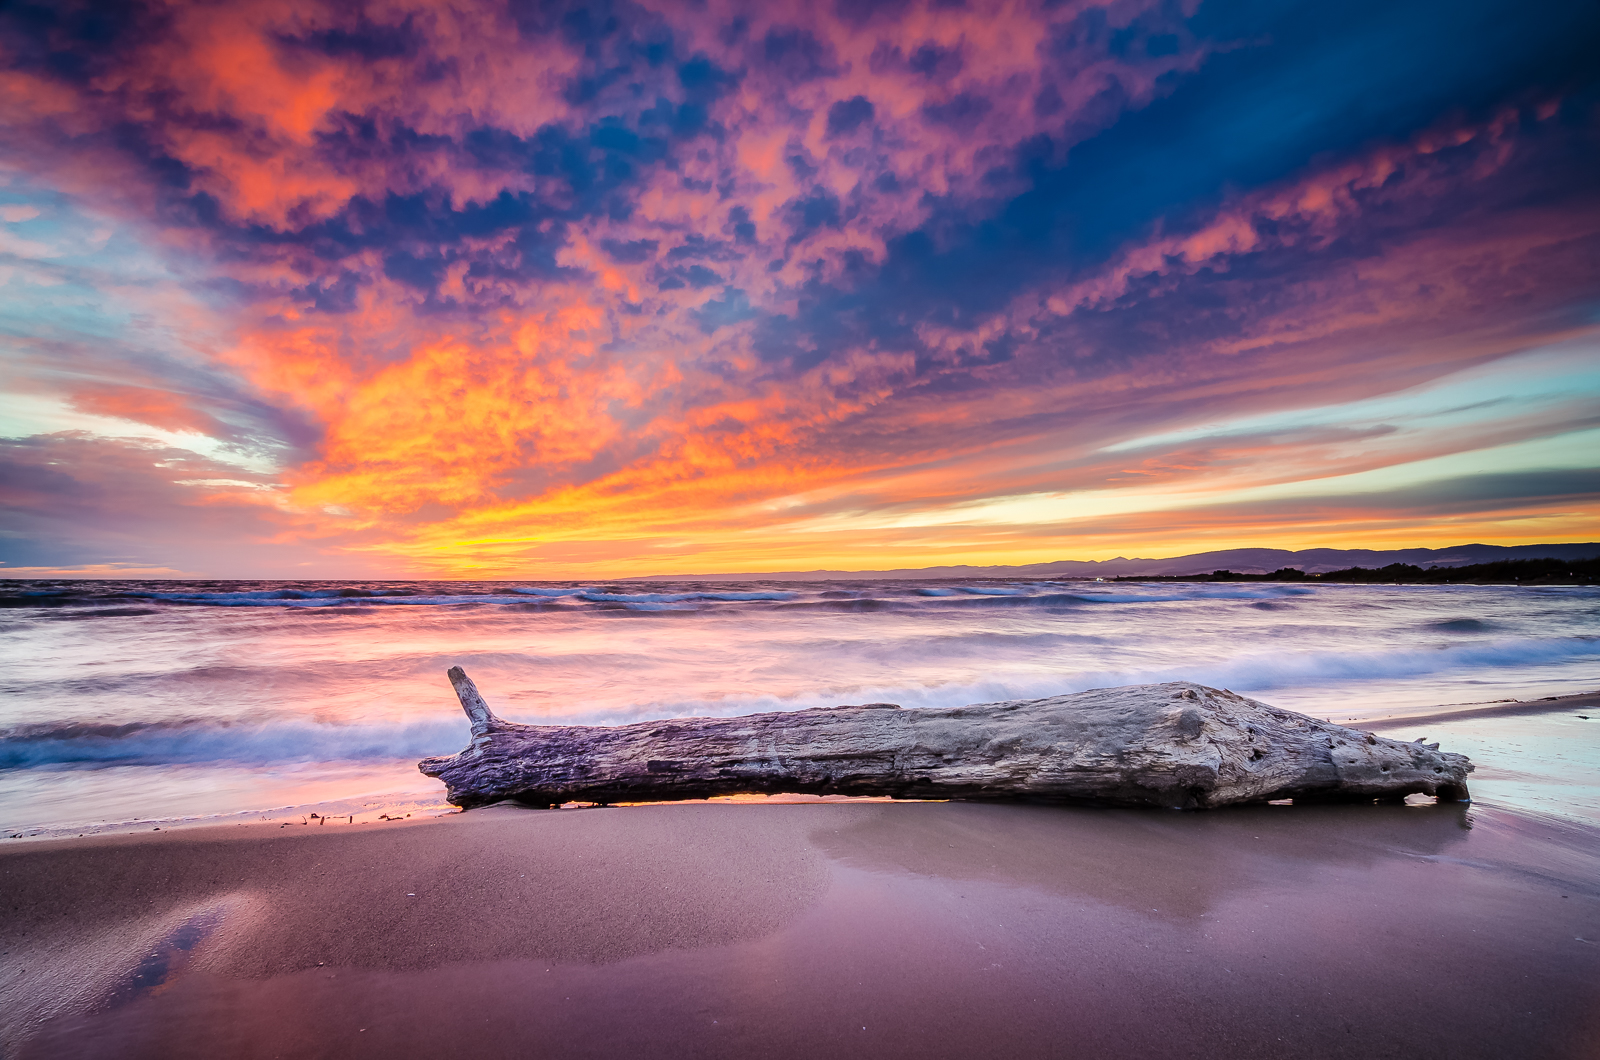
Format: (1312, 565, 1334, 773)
(419, 667, 1473, 810)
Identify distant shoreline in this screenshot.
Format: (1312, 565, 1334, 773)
(5, 541, 1597, 583)
(627, 541, 1600, 582)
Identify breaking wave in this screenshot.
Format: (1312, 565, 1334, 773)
(6, 636, 1595, 769)
(0, 717, 473, 769)
(2, 579, 1318, 613)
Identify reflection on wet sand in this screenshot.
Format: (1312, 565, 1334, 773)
(814, 799, 1482, 920)
(4, 799, 1597, 1059)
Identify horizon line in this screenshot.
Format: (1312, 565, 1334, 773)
(3, 540, 1596, 582)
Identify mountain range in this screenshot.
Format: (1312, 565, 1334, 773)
(636, 542, 1600, 581)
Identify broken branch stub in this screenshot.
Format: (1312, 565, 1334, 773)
(418, 669, 1473, 810)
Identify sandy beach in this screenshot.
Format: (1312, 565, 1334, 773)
(3, 695, 1598, 1060)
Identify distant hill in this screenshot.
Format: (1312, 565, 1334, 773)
(633, 542, 1600, 581)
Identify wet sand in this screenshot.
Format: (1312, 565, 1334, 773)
(1362, 689, 1600, 730)
(4, 801, 1599, 1058)
(3, 700, 1599, 1059)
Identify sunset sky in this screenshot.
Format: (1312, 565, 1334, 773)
(2, 0, 1597, 579)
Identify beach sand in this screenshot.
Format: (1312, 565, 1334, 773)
(3, 698, 1598, 1059)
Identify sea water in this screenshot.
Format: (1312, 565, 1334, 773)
(2, 579, 1597, 835)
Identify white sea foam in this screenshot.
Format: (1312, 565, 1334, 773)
(576, 590, 799, 603)
(124, 586, 802, 608)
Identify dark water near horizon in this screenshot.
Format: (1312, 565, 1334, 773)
(2, 578, 1598, 834)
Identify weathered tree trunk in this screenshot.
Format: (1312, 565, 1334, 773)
(419, 667, 1473, 810)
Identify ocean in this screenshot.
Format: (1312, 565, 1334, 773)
(3, 578, 1598, 836)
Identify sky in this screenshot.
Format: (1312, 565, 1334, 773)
(1, 0, 1597, 579)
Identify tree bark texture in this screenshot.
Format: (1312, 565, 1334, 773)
(419, 667, 1473, 810)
